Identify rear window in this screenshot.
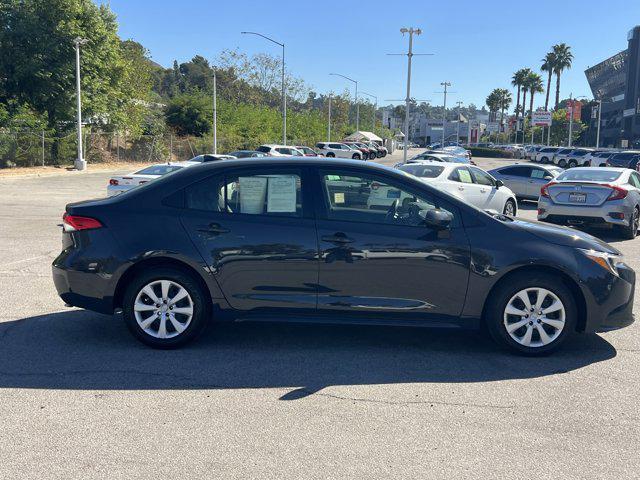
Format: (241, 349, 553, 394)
(399, 164, 445, 178)
(135, 165, 183, 176)
(557, 170, 623, 182)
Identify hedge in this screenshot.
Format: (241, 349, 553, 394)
(468, 147, 514, 158)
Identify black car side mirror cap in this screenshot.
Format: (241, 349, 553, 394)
(420, 209, 453, 230)
(495, 179, 504, 188)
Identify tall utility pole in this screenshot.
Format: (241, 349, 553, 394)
(360, 91, 378, 131)
(74, 37, 88, 171)
(327, 94, 332, 141)
(568, 93, 574, 147)
(387, 28, 432, 162)
(212, 68, 217, 154)
(596, 99, 602, 148)
(241, 32, 286, 145)
(440, 82, 451, 146)
(330, 73, 359, 132)
(455, 100, 463, 145)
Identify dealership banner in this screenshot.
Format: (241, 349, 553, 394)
(531, 111, 553, 126)
(566, 100, 582, 121)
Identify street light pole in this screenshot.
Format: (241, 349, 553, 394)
(212, 68, 217, 154)
(596, 99, 602, 148)
(329, 72, 359, 132)
(74, 37, 88, 171)
(568, 93, 574, 147)
(360, 91, 378, 131)
(440, 81, 451, 147)
(327, 94, 332, 141)
(455, 100, 463, 145)
(241, 31, 286, 145)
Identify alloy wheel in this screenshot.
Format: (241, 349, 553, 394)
(503, 200, 516, 216)
(503, 287, 566, 347)
(133, 279, 194, 339)
(633, 208, 639, 236)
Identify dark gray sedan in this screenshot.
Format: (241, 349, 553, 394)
(488, 163, 563, 200)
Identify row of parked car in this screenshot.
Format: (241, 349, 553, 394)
(107, 141, 388, 196)
(230, 141, 388, 161)
(524, 146, 640, 170)
(401, 148, 640, 240)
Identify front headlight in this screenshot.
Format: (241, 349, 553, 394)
(579, 248, 622, 276)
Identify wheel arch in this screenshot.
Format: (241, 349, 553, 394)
(481, 265, 588, 332)
(113, 256, 215, 312)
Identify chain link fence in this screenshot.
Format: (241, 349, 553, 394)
(0, 131, 220, 168)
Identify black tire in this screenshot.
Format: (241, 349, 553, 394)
(381, 151, 387, 157)
(584, 160, 591, 167)
(352, 153, 361, 160)
(558, 158, 567, 168)
(503, 198, 517, 216)
(326, 152, 335, 158)
(369, 152, 376, 160)
(485, 273, 577, 355)
(540, 156, 549, 164)
(122, 267, 210, 349)
(567, 160, 578, 168)
(619, 206, 639, 240)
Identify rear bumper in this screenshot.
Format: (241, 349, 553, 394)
(52, 263, 115, 314)
(537, 202, 632, 227)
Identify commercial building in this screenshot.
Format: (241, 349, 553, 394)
(585, 25, 640, 147)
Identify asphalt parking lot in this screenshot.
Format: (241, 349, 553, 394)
(1, 150, 639, 479)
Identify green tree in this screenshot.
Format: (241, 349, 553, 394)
(541, 51, 556, 111)
(485, 90, 501, 122)
(552, 43, 573, 109)
(511, 68, 531, 124)
(549, 109, 584, 146)
(525, 72, 544, 117)
(0, 0, 153, 159)
(165, 92, 212, 137)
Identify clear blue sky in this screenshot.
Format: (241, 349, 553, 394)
(99, 0, 640, 110)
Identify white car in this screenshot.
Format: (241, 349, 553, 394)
(315, 142, 363, 160)
(256, 144, 304, 156)
(107, 162, 195, 197)
(187, 154, 237, 162)
(380, 162, 518, 216)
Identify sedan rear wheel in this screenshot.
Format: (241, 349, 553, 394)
(486, 273, 576, 355)
(123, 267, 209, 348)
(620, 207, 639, 240)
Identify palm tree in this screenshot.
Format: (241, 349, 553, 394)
(485, 90, 501, 122)
(552, 43, 573, 109)
(511, 68, 531, 125)
(541, 51, 556, 111)
(496, 88, 512, 129)
(526, 72, 544, 117)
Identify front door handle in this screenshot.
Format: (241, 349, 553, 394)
(458, 186, 465, 191)
(196, 222, 229, 235)
(321, 233, 354, 244)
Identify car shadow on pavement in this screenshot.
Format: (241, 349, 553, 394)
(0, 310, 617, 399)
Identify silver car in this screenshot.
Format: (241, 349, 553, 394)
(537, 167, 640, 239)
(488, 163, 562, 200)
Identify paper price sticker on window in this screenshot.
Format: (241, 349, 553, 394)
(239, 176, 268, 214)
(334, 192, 345, 204)
(458, 169, 473, 183)
(267, 175, 297, 213)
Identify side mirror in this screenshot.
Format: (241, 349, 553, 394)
(420, 208, 453, 230)
(495, 179, 504, 188)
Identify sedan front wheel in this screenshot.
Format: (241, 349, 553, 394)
(485, 273, 576, 355)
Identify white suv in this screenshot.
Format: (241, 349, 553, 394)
(315, 142, 362, 160)
(256, 144, 304, 156)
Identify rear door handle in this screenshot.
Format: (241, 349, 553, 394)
(458, 186, 465, 191)
(196, 223, 229, 235)
(321, 233, 354, 244)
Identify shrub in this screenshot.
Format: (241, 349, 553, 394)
(468, 147, 514, 158)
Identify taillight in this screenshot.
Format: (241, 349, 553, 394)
(606, 185, 628, 201)
(540, 182, 556, 198)
(109, 179, 119, 186)
(62, 213, 103, 232)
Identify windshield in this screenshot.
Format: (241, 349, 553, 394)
(134, 165, 183, 176)
(557, 170, 623, 182)
(399, 164, 445, 178)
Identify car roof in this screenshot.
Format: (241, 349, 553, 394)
(559, 167, 629, 174)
